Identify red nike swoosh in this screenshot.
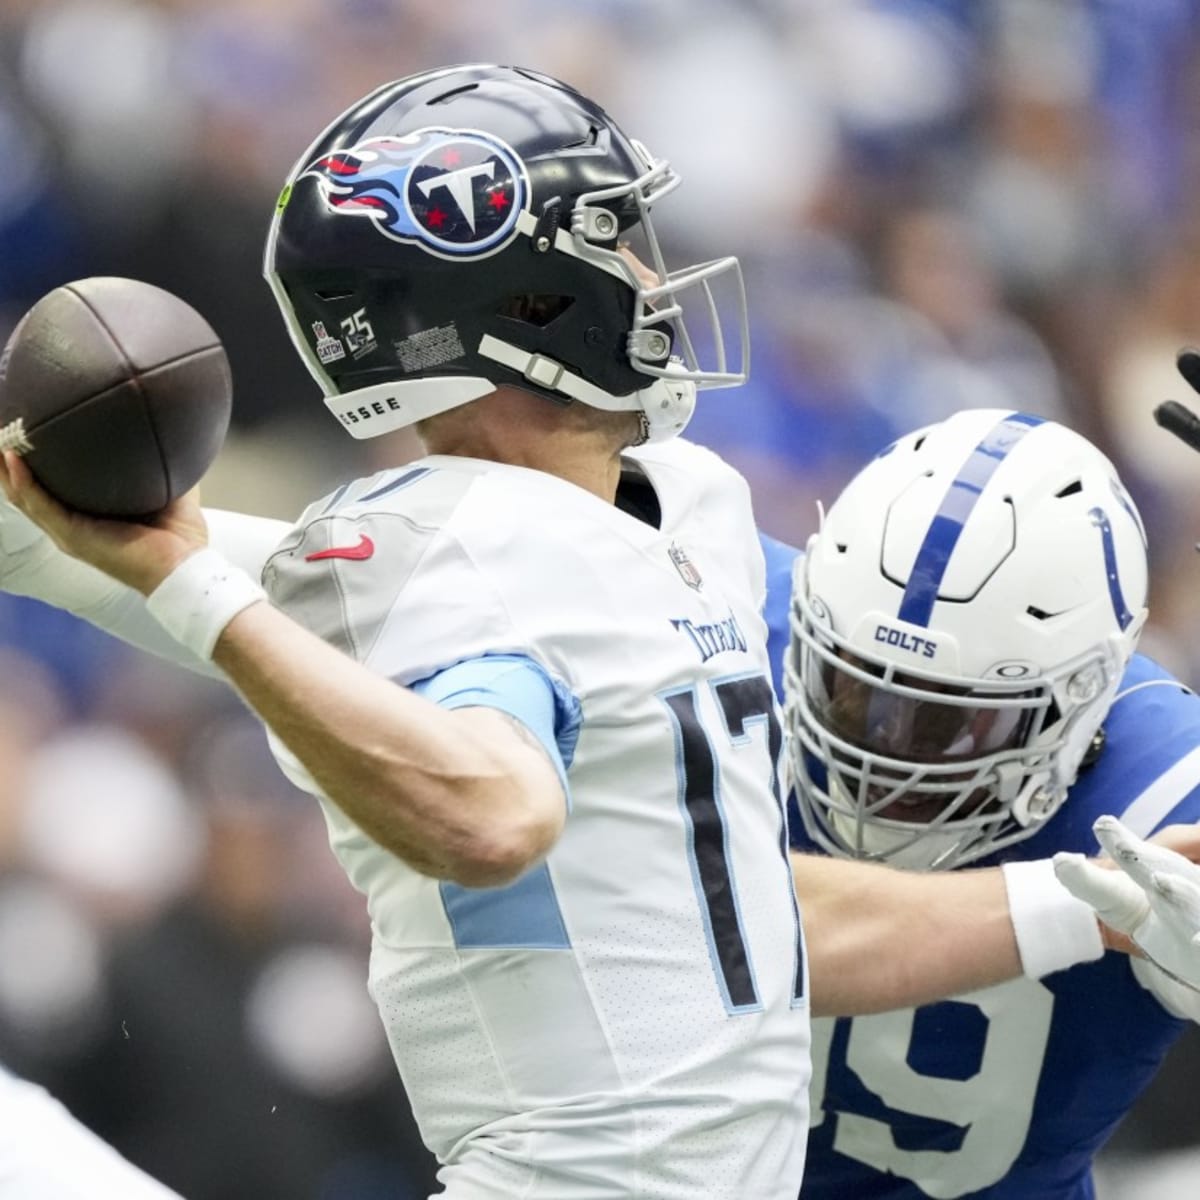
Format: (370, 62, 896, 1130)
(305, 534, 375, 562)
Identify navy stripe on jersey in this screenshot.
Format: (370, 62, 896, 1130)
(1088, 507, 1134, 631)
(662, 684, 762, 1013)
(359, 465, 433, 503)
(897, 413, 1043, 628)
(319, 482, 351, 514)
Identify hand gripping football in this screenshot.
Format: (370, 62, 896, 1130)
(0, 277, 232, 518)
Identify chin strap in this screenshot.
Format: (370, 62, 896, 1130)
(321, 335, 694, 443)
(478, 334, 694, 441)
(479, 335, 638, 411)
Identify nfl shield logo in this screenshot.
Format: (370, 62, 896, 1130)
(669, 543, 703, 591)
(312, 321, 345, 365)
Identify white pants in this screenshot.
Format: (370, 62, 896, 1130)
(0, 1070, 183, 1199)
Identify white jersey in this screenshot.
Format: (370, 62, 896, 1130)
(0, 1068, 182, 1199)
(263, 439, 810, 1199)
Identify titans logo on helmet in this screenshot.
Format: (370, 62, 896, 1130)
(301, 127, 529, 259)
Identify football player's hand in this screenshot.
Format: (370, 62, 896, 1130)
(1153, 349, 1200, 454)
(1054, 815, 1200, 991)
(0, 450, 207, 596)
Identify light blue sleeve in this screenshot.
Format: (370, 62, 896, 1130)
(409, 654, 582, 808)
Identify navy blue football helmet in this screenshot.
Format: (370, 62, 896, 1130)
(265, 64, 747, 443)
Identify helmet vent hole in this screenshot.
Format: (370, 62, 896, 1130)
(497, 294, 575, 328)
(1055, 479, 1083, 498)
(564, 125, 602, 150)
(1026, 605, 1052, 620)
(835, 543, 848, 554)
(913, 435, 927, 451)
(428, 82, 480, 105)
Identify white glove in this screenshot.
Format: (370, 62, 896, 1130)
(1054, 815, 1200, 993)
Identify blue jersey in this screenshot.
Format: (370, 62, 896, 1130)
(761, 534, 1200, 1199)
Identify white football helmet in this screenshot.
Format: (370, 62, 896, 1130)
(785, 408, 1149, 870)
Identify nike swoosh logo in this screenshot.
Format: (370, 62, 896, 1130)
(305, 534, 375, 562)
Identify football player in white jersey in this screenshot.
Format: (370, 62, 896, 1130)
(1, 65, 1197, 1200)
(0, 1068, 184, 1198)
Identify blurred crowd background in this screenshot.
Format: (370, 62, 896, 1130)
(1, 0, 1200, 1196)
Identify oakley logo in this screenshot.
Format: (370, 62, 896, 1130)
(306, 535, 375, 563)
(875, 624, 936, 658)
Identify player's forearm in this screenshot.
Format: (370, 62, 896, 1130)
(0, 524, 222, 675)
(795, 853, 1022, 1017)
(0, 503, 289, 679)
(0, 464, 563, 885)
(213, 600, 564, 886)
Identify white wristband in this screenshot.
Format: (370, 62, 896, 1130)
(1002, 858, 1105, 979)
(145, 548, 266, 660)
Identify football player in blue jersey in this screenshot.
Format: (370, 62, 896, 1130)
(769, 406, 1200, 1200)
(5, 405, 1200, 1200)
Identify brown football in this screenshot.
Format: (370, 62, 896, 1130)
(0, 277, 232, 518)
